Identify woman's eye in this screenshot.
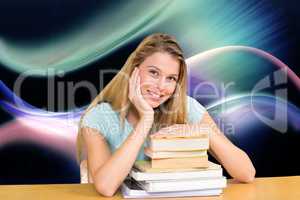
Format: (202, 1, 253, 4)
(149, 70, 159, 76)
(167, 77, 177, 82)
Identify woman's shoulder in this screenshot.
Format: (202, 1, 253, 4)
(186, 95, 206, 123)
(186, 95, 205, 109)
(81, 102, 117, 125)
(80, 102, 120, 137)
(88, 102, 115, 113)
(187, 95, 196, 102)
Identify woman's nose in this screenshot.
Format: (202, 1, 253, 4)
(156, 77, 167, 91)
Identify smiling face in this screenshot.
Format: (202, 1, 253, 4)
(138, 52, 180, 108)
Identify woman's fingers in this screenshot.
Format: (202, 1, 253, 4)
(150, 132, 177, 139)
(133, 68, 139, 95)
(133, 69, 144, 102)
(150, 128, 173, 139)
(128, 67, 154, 118)
(129, 68, 144, 105)
(134, 70, 140, 98)
(150, 124, 189, 139)
(136, 75, 142, 96)
(159, 124, 181, 133)
(129, 68, 138, 99)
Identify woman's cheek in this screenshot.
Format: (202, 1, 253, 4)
(165, 84, 177, 96)
(140, 78, 156, 91)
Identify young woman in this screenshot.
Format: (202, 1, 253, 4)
(77, 33, 255, 197)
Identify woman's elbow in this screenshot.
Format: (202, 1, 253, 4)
(238, 166, 256, 183)
(94, 181, 117, 197)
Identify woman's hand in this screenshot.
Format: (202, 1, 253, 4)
(151, 124, 210, 139)
(128, 67, 154, 120)
(151, 124, 187, 138)
(151, 113, 215, 139)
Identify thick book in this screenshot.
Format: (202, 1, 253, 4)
(144, 147, 207, 159)
(137, 177, 227, 193)
(148, 137, 209, 151)
(121, 179, 222, 198)
(130, 161, 222, 181)
(151, 155, 209, 169)
(134, 160, 220, 173)
(149, 130, 209, 139)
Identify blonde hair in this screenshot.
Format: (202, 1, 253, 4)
(76, 33, 188, 162)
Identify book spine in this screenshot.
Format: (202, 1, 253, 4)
(151, 156, 209, 169)
(144, 148, 207, 159)
(130, 169, 223, 181)
(145, 177, 227, 192)
(150, 138, 209, 151)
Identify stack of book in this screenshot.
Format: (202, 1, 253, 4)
(122, 132, 227, 198)
(145, 131, 210, 169)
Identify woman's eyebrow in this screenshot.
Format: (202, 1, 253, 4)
(147, 65, 161, 72)
(147, 65, 178, 76)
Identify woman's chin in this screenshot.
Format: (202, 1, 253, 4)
(145, 99, 161, 108)
(149, 102, 161, 108)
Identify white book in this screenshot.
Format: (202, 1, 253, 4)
(130, 166, 222, 181)
(121, 179, 223, 198)
(134, 160, 221, 173)
(144, 147, 207, 159)
(138, 177, 227, 193)
(149, 137, 209, 151)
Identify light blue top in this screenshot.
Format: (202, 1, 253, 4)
(81, 96, 206, 161)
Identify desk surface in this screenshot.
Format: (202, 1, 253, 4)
(0, 176, 299, 200)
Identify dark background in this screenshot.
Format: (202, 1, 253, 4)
(0, 0, 299, 184)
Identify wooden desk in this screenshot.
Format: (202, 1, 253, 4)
(0, 176, 299, 200)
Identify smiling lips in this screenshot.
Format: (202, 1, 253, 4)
(146, 89, 162, 101)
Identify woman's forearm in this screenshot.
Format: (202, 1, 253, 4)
(93, 117, 153, 196)
(209, 127, 256, 183)
(185, 112, 255, 183)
